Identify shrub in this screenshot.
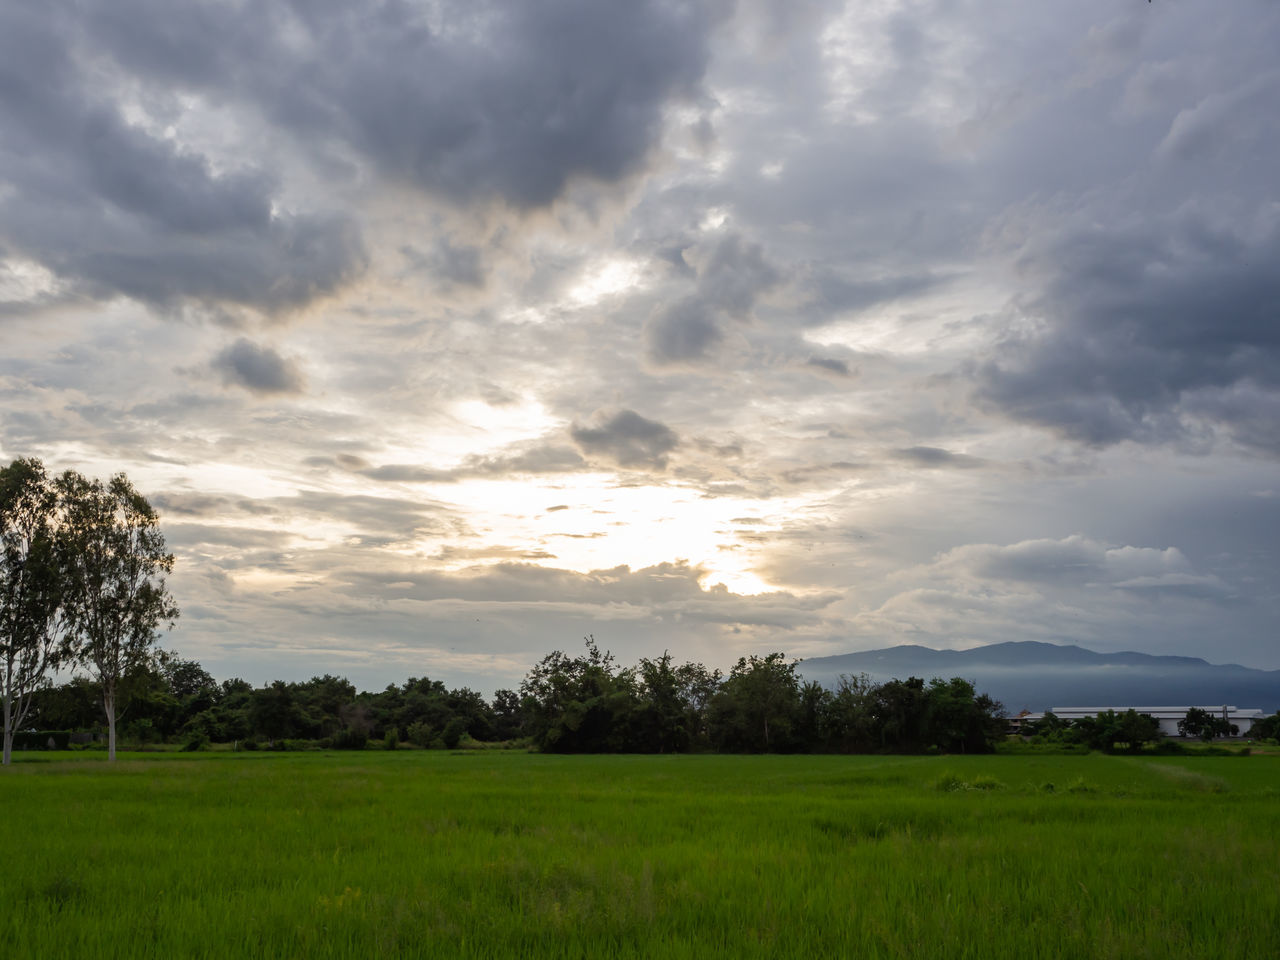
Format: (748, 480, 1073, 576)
(934, 771, 1005, 792)
(442, 717, 467, 750)
(384, 729, 399, 751)
(181, 733, 210, 752)
(332, 727, 368, 750)
(968, 774, 1005, 791)
(11, 730, 72, 751)
(407, 721, 433, 748)
(933, 772, 965, 792)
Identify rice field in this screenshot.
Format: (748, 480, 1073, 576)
(2, 751, 1277, 958)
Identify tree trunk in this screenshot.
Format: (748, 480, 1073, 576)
(105, 687, 117, 761)
(2, 693, 11, 766)
(2, 657, 11, 766)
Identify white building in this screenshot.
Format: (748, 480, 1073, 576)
(1021, 706, 1267, 737)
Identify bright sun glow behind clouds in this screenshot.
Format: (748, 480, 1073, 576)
(566, 256, 645, 306)
(424, 474, 822, 596)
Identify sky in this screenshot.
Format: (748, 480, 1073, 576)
(2, 0, 1278, 693)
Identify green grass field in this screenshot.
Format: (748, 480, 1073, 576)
(2, 751, 1278, 958)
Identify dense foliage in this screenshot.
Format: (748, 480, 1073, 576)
(1024, 709, 1167, 753)
(22, 637, 1010, 755)
(1, 459, 177, 762)
(1177, 707, 1239, 741)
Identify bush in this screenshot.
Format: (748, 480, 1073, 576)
(934, 771, 1005, 792)
(442, 717, 467, 750)
(933, 771, 965, 792)
(239, 739, 260, 751)
(332, 727, 368, 750)
(181, 733, 210, 752)
(11, 730, 72, 751)
(407, 721, 433, 748)
(123, 718, 160, 745)
(968, 774, 1005, 791)
(384, 729, 399, 751)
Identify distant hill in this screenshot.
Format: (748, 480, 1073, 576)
(797, 641, 1280, 714)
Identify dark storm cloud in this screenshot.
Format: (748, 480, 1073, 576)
(404, 238, 487, 290)
(645, 297, 723, 365)
(0, 0, 718, 315)
(802, 270, 944, 325)
(82, 0, 718, 208)
(331, 559, 836, 629)
(212, 339, 305, 395)
(286, 491, 460, 540)
(644, 234, 781, 365)
(892, 446, 984, 470)
(571, 410, 679, 470)
(344, 444, 586, 484)
(0, 3, 366, 315)
(804, 356, 852, 378)
(977, 207, 1280, 454)
(165, 523, 291, 551)
(931, 536, 1229, 600)
(152, 492, 279, 518)
(692, 234, 780, 319)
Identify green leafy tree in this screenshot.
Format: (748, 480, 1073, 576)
(796, 680, 831, 751)
(1249, 712, 1280, 741)
(519, 636, 638, 752)
(1178, 707, 1234, 741)
(31, 675, 103, 732)
(673, 660, 720, 749)
(441, 716, 467, 750)
(1115, 709, 1162, 751)
(1, 459, 69, 764)
(490, 688, 523, 740)
(1024, 711, 1069, 740)
(295, 675, 357, 738)
(57, 471, 179, 760)
(708, 653, 802, 752)
(210, 678, 253, 742)
(249, 681, 306, 743)
(923, 678, 1006, 753)
(635, 651, 691, 753)
(820, 673, 877, 753)
(1072, 709, 1161, 752)
(872, 677, 929, 752)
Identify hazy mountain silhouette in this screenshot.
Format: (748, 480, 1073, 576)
(798, 641, 1280, 714)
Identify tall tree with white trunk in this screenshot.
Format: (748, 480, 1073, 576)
(58, 471, 178, 761)
(1, 459, 68, 766)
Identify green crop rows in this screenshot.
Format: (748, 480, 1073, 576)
(2, 752, 1277, 958)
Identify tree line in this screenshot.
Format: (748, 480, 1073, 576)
(1, 459, 177, 764)
(17, 636, 1011, 755)
(1022, 707, 1273, 751)
(3, 456, 1012, 759)
(18, 458, 1265, 759)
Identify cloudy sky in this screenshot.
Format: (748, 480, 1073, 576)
(3, 0, 1278, 691)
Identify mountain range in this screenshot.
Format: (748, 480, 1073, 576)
(797, 641, 1280, 714)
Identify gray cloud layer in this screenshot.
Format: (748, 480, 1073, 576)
(213, 340, 305, 395)
(4, 1, 1279, 689)
(0, 0, 719, 317)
